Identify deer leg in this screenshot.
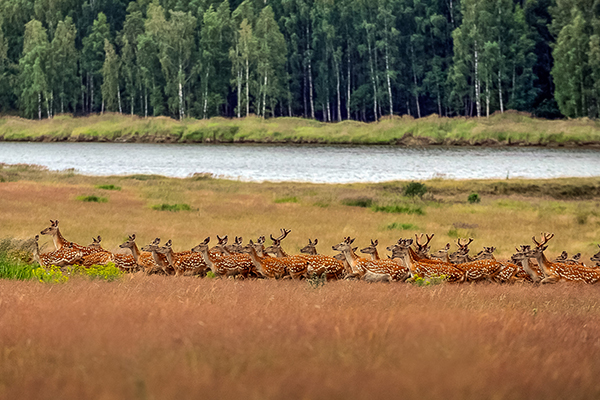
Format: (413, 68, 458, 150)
(540, 275, 560, 284)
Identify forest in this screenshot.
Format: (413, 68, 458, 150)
(0, 0, 598, 122)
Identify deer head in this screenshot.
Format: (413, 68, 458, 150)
(119, 234, 137, 249)
(191, 237, 211, 253)
(532, 233, 554, 248)
(88, 236, 103, 248)
(40, 219, 59, 235)
(591, 245, 600, 263)
(141, 238, 161, 252)
(300, 239, 319, 255)
(270, 228, 291, 245)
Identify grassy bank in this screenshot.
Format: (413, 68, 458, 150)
(1, 164, 599, 260)
(2, 111, 600, 145)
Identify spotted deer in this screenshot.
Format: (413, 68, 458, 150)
(332, 237, 375, 279)
(31, 235, 83, 267)
(300, 238, 345, 281)
(140, 238, 172, 274)
(391, 239, 465, 283)
(528, 233, 600, 284)
(80, 236, 113, 267)
(360, 239, 382, 260)
(509, 248, 539, 283)
(154, 240, 212, 276)
(591, 245, 600, 268)
(223, 236, 244, 254)
(414, 234, 435, 259)
(454, 245, 504, 282)
(473, 246, 521, 283)
(240, 240, 289, 279)
(39, 220, 103, 257)
(452, 238, 474, 264)
(192, 237, 253, 278)
(430, 243, 451, 263)
(119, 234, 160, 272)
(359, 239, 409, 281)
(264, 229, 310, 279)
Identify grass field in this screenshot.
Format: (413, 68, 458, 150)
(2, 111, 600, 145)
(2, 164, 600, 399)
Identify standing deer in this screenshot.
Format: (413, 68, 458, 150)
(39, 220, 104, 257)
(264, 229, 310, 279)
(240, 240, 289, 279)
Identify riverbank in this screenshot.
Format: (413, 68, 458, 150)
(2, 112, 600, 146)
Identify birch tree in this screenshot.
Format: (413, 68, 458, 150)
(18, 19, 49, 119)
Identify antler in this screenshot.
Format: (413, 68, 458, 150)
(270, 228, 291, 244)
(533, 232, 554, 247)
(457, 237, 473, 249)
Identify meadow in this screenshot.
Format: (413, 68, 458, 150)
(2, 111, 600, 146)
(2, 164, 600, 399)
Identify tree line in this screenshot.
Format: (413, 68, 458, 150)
(0, 0, 598, 121)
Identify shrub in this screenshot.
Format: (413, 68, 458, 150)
(152, 203, 192, 212)
(68, 263, 123, 281)
(404, 182, 427, 198)
(77, 195, 108, 203)
(371, 204, 425, 215)
(384, 222, 419, 231)
(307, 272, 326, 288)
(274, 196, 299, 204)
(341, 197, 374, 208)
(95, 184, 121, 190)
(408, 275, 446, 286)
(468, 193, 481, 204)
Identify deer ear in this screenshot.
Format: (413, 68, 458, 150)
(204, 237, 210, 244)
(35, 235, 39, 240)
(131, 234, 136, 240)
(350, 238, 356, 244)
(314, 238, 318, 245)
(249, 239, 254, 245)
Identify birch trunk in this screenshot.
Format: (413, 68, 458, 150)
(410, 45, 421, 118)
(179, 64, 184, 121)
(384, 20, 393, 116)
(336, 61, 341, 121)
(485, 78, 489, 117)
(203, 70, 209, 119)
(118, 84, 122, 114)
(245, 58, 250, 116)
(237, 68, 242, 118)
(474, 39, 480, 118)
(38, 92, 42, 120)
(307, 25, 315, 119)
(262, 73, 268, 118)
(144, 86, 148, 118)
(498, 69, 503, 113)
(347, 41, 351, 120)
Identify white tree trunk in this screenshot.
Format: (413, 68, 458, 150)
(307, 25, 315, 119)
(485, 78, 489, 117)
(262, 73, 268, 118)
(179, 64, 184, 121)
(245, 58, 250, 116)
(384, 22, 393, 116)
(118, 84, 123, 114)
(203, 70, 209, 119)
(474, 40, 481, 118)
(38, 92, 42, 120)
(336, 62, 341, 122)
(347, 42, 351, 120)
(366, 31, 377, 121)
(237, 68, 242, 118)
(498, 69, 504, 113)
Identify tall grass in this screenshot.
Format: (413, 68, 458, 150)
(2, 112, 600, 145)
(2, 278, 600, 399)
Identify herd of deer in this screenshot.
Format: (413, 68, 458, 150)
(31, 220, 600, 284)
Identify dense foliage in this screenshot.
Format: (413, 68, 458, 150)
(0, 0, 598, 121)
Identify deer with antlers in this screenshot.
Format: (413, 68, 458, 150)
(527, 233, 600, 284)
(263, 229, 311, 279)
(192, 237, 253, 278)
(300, 239, 346, 280)
(389, 238, 465, 283)
(240, 239, 289, 279)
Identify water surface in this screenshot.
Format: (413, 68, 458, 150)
(0, 142, 599, 183)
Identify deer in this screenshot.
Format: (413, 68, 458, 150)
(390, 238, 465, 283)
(39, 220, 103, 257)
(452, 238, 474, 264)
(192, 237, 253, 278)
(527, 233, 600, 284)
(300, 238, 345, 281)
(119, 234, 161, 273)
(453, 244, 504, 283)
(554, 251, 568, 263)
(509, 247, 540, 283)
(332, 237, 375, 279)
(414, 234, 435, 259)
(31, 235, 83, 268)
(264, 229, 311, 279)
(430, 243, 452, 263)
(153, 239, 212, 277)
(140, 238, 172, 274)
(591, 245, 600, 268)
(240, 240, 289, 279)
(80, 236, 113, 267)
(360, 239, 382, 260)
(472, 246, 522, 283)
(358, 239, 409, 281)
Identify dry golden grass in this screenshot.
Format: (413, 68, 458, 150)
(1, 166, 600, 259)
(2, 167, 600, 398)
(2, 277, 600, 399)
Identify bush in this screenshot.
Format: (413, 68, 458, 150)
(404, 182, 427, 198)
(384, 222, 419, 231)
(68, 263, 123, 281)
(96, 184, 121, 190)
(468, 193, 481, 204)
(77, 195, 108, 203)
(371, 204, 425, 215)
(341, 197, 374, 208)
(408, 275, 446, 286)
(152, 203, 192, 211)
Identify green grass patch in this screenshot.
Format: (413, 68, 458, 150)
(274, 196, 299, 204)
(77, 195, 108, 203)
(383, 222, 419, 231)
(152, 203, 193, 211)
(96, 184, 121, 190)
(371, 204, 425, 215)
(68, 263, 124, 281)
(341, 197, 374, 208)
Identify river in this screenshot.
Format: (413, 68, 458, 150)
(0, 142, 599, 183)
